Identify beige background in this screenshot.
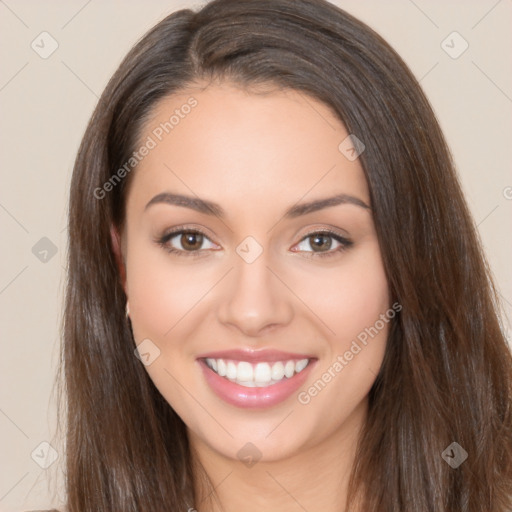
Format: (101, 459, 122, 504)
(0, 1, 511, 510)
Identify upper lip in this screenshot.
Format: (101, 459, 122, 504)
(196, 349, 315, 363)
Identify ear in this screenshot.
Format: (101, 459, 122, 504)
(110, 225, 127, 290)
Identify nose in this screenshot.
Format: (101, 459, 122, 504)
(216, 251, 294, 338)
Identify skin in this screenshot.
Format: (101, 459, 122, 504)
(117, 81, 390, 512)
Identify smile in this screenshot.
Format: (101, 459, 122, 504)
(204, 357, 311, 387)
(197, 349, 317, 408)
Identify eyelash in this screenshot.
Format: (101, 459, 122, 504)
(155, 226, 353, 259)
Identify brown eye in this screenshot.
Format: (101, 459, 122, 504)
(308, 234, 332, 252)
(180, 232, 204, 251)
(293, 230, 353, 258)
(157, 228, 217, 256)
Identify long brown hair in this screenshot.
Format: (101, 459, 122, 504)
(61, 0, 512, 510)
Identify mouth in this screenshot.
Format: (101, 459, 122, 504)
(197, 349, 317, 408)
(203, 357, 311, 387)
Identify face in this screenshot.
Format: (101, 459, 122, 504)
(120, 81, 390, 464)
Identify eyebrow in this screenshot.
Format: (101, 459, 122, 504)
(144, 192, 370, 218)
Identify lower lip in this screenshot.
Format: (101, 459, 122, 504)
(198, 359, 316, 409)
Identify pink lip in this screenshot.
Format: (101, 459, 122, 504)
(196, 348, 314, 363)
(198, 357, 317, 409)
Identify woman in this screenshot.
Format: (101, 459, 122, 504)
(56, 0, 512, 510)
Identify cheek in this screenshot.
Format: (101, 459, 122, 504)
(125, 242, 209, 343)
(291, 241, 390, 346)
(294, 244, 390, 429)
(336, 253, 389, 341)
(124, 245, 208, 415)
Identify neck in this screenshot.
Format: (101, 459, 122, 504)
(189, 399, 367, 512)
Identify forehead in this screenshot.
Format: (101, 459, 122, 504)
(127, 82, 369, 214)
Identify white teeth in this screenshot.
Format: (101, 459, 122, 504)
(217, 359, 227, 377)
(226, 361, 237, 379)
(284, 361, 295, 378)
(206, 358, 217, 372)
(271, 361, 285, 380)
(204, 357, 311, 387)
(254, 363, 272, 384)
(295, 359, 308, 373)
(236, 361, 253, 382)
